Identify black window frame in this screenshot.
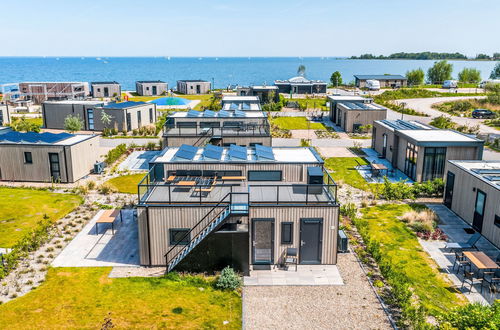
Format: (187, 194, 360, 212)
(422, 147, 447, 181)
(24, 152, 33, 164)
(404, 142, 418, 180)
(494, 215, 500, 228)
(169, 228, 190, 246)
(248, 170, 282, 181)
(281, 222, 293, 244)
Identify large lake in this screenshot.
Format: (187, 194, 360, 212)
(0, 57, 497, 90)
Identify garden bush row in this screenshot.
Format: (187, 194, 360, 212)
(380, 177, 444, 201)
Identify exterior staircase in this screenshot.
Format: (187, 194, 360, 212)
(165, 192, 249, 273)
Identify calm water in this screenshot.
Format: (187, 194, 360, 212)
(0, 57, 497, 90)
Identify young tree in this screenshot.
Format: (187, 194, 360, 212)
(406, 68, 425, 86)
(64, 114, 84, 133)
(330, 71, 342, 87)
(9, 116, 41, 133)
(101, 110, 113, 128)
(490, 62, 500, 79)
(427, 60, 453, 84)
(458, 68, 481, 83)
(297, 65, 306, 76)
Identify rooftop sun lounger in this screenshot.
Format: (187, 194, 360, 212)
(445, 232, 481, 250)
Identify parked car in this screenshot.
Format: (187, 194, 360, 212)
(479, 79, 500, 88)
(472, 109, 496, 119)
(442, 80, 458, 89)
(366, 79, 380, 90)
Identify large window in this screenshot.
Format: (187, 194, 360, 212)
(248, 170, 282, 181)
(200, 122, 220, 129)
(137, 112, 142, 127)
(149, 108, 154, 123)
(87, 108, 94, 130)
(281, 222, 293, 244)
(24, 152, 33, 164)
(495, 215, 500, 228)
(404, 142, 418, 180)
(422, 147, 446, 181)
(169, 229, 190, 246)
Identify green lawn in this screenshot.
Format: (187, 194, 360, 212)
(26, 117, 43, 127)
(0, 187, 82, 247)
(270, 117, 326, 130)
(324, 157, 371, 191)
(0, 267, 241, 329)
(287, 97, 328, 110)
(355, 204, 465, 316)
(106, 173, 146, 194)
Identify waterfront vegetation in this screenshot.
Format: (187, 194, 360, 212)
(270, 117, 326, 130)
(106, 173, 146, 194)
(354, 204, 465, 324)
(0, 268, 242, 329)
(432, 99, 500, 116)
(0, 187, 82, 247)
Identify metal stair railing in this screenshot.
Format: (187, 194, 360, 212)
(164, 192, 232, 272)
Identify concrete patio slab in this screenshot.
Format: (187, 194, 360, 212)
(52, 209, 140, 267)
(356, 148, 413, 184)
(316, 147, 357, 158)
(243, 265, 343, 286)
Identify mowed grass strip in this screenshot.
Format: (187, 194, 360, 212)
(270, 117, 326, 130)
(106, 173, 146, 194)
(356, 204, 465, 315)
(0, 187, 82, 247)
(0, 267, 241, 329)
(324, 157, 371, 191)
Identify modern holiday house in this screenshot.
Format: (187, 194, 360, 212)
(274, 76, 327, 94)
(176, 80, 211, 95)
(328, 96, 387, 133)
(221, 96, 262, 111)
(236, 85, 280, 103)
(91, 81, 121, 98)
(354, 75, 408, 89)
(135, 81, 168, 96)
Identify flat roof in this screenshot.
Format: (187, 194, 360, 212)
(44, 100, 104, 105)
(250, 86, 279, 90)
(398, 129, 480, 143)
(170, 110, 266, 118)
(0, 131, 95, 146)
(102, 101, 148, 109)
(152, 145, 323, 164)
(177, 80, 209, 83)
(327, 95, 370, 102)
(91, 81, 120, 85)
(354, 75, 407, 80)
(222, 96, 260, 102)
(136, 80, 166, 84)
(338, 101, 386, 111)
(449, 160, 500, 190)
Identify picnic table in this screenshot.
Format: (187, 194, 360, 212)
(371, 163, 388, 177)
(221, 176, 247, 181)
(166, 175, 176, 182)
(463, 251, 500, 270)
(176, 181, 197, 186)
(95, 209, 122, 235)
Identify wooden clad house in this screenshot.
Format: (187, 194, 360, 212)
(135, 81, 168, 96)
(0, 131, 100, 183)
(372, 120, 484, 182)
(176, 80, 211, 95)
(136, 145, 339, 274)
(163, 109, 271, 147)
(328, 96, 387, 133)
(18, 82, 89, 104)
(91, 81, 121, 98)
(443, 161, 500, 248)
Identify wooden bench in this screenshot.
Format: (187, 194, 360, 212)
(166, 175, 176, 182)
(194, 178, 217, 193)
(221, 176, 247, 181)
(95, 209, 121, 235)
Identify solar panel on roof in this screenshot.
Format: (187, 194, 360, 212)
(204, 110, 216, 117)
(241, 103, 251, 110)
(472, 169, 500, 175)
(0, 131, 73, 144)
(234, 110, 246, 117)
(228, 144, 247, 160)
(174, 144, 198, 160)
(202, 144, 223, 160)
(229, 103, 239, 110)
(255, 144, 275, 160)
(218, 110, 231, 117)
(187, 109, 201, 117)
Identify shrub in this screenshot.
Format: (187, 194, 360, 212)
(215, 266, 241, 291)
(105, 144, 127, 164)
(340, 202, 358, 220)
(437, 300, 500, 329)
(98, 184, 117, 195)
(382, 177, 415, 200)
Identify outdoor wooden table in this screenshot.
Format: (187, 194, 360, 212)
(221, 176, 247, 181)
(166, 176, 176, 182)
(95, 209, 121, 235)
(176, 181, 197, 186)
(463, 251, 500, 270)
(371, 164, 388, 177)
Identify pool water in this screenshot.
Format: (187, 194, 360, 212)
(149, 97, 191, 106)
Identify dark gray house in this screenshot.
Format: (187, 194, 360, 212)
(91, 82, 121, 98)
(274, 76, 327, 94)
(0, 106, 10, 126)
(136, 145, 339, 274)
(136, 81, 168, 96)
(354, 75, 408, 88)
(176, 80, 211, 95)
(236, 85, 280, 103)
(42, 100, 157, 132)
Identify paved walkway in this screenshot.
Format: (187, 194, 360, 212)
(52, 209, 140, 267)
(357, 148, 413, 183)
(243, 253, 392, 329)
(421, 204, 499, 304)
(244, 265, 343, 286)
(316, 147, 357, 158)
(118, 150, 161, 171)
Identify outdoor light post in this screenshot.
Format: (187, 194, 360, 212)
(400, 102, 406, 120)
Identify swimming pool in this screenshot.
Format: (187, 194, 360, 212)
(149, 97, 191, 106)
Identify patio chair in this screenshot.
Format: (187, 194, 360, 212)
(461, 270, 484, 294)
(482, 269, 500, 294)
(445, 232, 481, 250)
(452, 251, 471, 274)
(284, 248, 298, 272)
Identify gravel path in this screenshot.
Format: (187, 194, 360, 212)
(243, 253, 391, 330)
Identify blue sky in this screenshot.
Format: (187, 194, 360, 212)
(3, 0, 499, 57)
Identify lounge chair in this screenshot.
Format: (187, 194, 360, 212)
(445, 232, 481, 250)
(462, 270, 484, 294)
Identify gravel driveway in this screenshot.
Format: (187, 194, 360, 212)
(242, 253, 392, 330)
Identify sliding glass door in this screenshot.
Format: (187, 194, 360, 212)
(404, 142, 418, 181)
(422, 147, 447, 181)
